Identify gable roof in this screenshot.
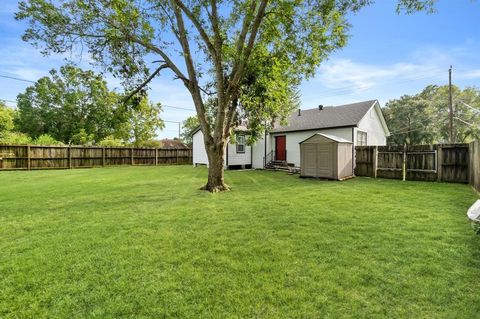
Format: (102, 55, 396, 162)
(190, 124, 249, 137)
(299, 133, 353, 144)
(190, 99, 389, 137)
(270, 100, 378, 133)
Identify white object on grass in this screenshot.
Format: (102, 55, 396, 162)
(467, 200, 480, 222)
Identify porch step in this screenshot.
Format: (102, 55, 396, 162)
(265, 161, 300, 173)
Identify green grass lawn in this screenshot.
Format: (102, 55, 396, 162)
(1, 166, 479, 318)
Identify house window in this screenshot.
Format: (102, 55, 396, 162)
(357, 131, 367, 146)
(236, 135, 245, 153)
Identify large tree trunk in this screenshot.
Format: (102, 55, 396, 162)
(201, 142, 230, 192)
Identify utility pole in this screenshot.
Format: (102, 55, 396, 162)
(163, 120, 182, 139)
(449, 65, 454, 144)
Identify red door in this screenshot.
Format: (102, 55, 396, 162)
(275, 136, 286, 161)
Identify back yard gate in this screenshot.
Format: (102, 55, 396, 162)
(355, 142, 480, 192)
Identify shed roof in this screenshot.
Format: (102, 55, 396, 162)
(299, 133, 353, 144)
(271, 100, 378, 133)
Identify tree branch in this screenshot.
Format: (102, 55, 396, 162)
(208, 0, 229, 142)
(172, 0, 217, 58)
(223, 0, 268, 134)
(230, 0, 268, 90)
(128, 35, 189, 86)
(171, 1, 213, 143)
(122, 64, 168, 103)
(233, 0, 257, 67)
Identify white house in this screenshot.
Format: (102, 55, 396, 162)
(192, 100, 390, 169)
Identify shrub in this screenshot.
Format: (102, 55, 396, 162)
(71, 129, 95, 145)
(98, 136, 125, 147)
(33, 134, 64, 146)
(0, 132, 32, 145)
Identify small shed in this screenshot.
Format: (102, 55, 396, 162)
(299, 133, 353, 180)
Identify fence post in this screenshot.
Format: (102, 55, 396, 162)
(402, 144, 407, 181)
(102, 147, 106, 166)
(373, 146, 378, 178)
(27, 145, 31, 170)
(176, 149, 179, 164)
(68, 146, 72, 169)
(131, 147, 134, 166)
(437, 145, 443, 182)
(155, 148, 158, 165)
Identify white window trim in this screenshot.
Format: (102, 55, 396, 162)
(236, 135, 246, 153)
(357, 131, 367, 146)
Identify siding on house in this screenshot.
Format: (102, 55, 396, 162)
(227, 141, 252, 166)
(192, 130, 209, 166)
(193, 130, 253, 168)
(270, 127, 353, 167)
(252, 134, 268, 169)
(356, 102, 388, 146)
(192, 100, 389, 169)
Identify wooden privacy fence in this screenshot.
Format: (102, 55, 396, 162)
(470, 140, 480, 192)
(355, 143, 472, 185)
(0, 144, 192, 171)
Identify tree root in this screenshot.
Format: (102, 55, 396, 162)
(199, 183, 231, 192)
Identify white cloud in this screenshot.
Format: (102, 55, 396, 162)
(314, 58, 446, 93)
(302, 44, 480, 107)
(461, 69, 480, 79)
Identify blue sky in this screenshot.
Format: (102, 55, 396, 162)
(1, 0, 479, 138)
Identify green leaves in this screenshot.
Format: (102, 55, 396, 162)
(33, 134, 64, 145)
(0, 102, 15, 135)
(114, 97, 164, 147)
(15, 65, 119, 143)
(181, 116, 200, 146)
(384, 85, 480, 145)
(396, 0, 437, 14)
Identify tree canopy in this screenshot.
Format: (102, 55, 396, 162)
(181, 116, 200, 146)
(15, 65, 120, 143)
(0, 101, 15, 136)
(14, 65, 164, 145)
(384, 85, 480, 145)
(117, 98, 165, 147)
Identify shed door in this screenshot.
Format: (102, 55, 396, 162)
(303, 144, 317, 176)
(317, 143, 334, 178)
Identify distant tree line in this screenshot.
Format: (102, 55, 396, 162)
(0, 65, 164, 146)
(384, 85, 480, 145)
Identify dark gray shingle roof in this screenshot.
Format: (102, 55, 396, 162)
(271, 100, 377, 133)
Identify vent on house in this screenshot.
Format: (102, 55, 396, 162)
(298, 109, 301, 116)
(318, 104, 324, 110)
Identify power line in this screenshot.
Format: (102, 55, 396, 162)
(458, 100, 480, 114)
(454, 116, 478, 128)
(163, 104, 195, 111)
(0, 74, 36, 83)
(0, 74, 196, 111)
(162, 120, 181, 138)
(313, 69, 447, 99)
(1, 98, 194, 111)
(0, 99, 17, 104)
